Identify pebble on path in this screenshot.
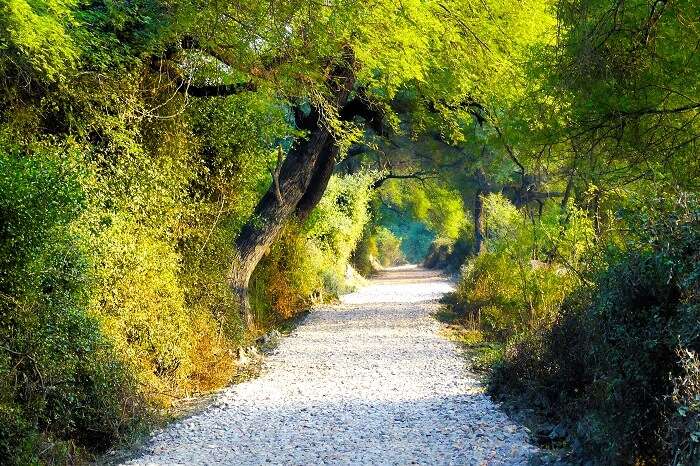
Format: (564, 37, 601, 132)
(123, 265, 537, 466)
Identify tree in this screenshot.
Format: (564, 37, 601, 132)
(227, 54, 357, 326)
(171, 0, 556, 325)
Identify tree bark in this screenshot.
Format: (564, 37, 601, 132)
(227, 61, 355, 327)
(295, 143, 339, 222)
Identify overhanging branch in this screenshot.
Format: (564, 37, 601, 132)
(372, 170, 437, 189)
(151, 56, 257, 97)
(339, 95, 384, 133)
(180, 80, 256, 97)
(613, 102, 700, 117)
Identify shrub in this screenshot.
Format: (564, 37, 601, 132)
(424, 236, 472, 271)
(351, 225, 381, 276)
(373, 226, 405, 267)
(490, 198, 700, 465)
(454, 194, 590, 341)
(87, 214, 195, 401)
(306, 172, 376, 266)
(251, 172, 377, 324)
(423, 237, 454, 269)
(667, 348, 700, 463)
(0, 150, 143, 464)
(250, 223, 324, 323)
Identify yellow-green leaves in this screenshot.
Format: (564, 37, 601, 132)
(0, 0, 78, 80)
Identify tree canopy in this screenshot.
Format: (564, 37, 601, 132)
(1, 0, 699, 463)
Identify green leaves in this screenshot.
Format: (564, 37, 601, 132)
(0, 0, 79, 80)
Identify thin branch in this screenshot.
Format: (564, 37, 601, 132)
(437, 3, 492, 52)
(614, 102, 700, 117)
(151, 56, 257, 97)
(179, 80, 256, 97)
(493, 125, 526, 175)
(372, 170, 437, 189)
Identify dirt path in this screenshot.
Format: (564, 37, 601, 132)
(123, 265, 536, 465)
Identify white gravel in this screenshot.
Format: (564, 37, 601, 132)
(123, 265, 537, 465)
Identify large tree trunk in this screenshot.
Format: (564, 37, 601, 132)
(227, 62, 355, 327)
(295, 144, 339, 222)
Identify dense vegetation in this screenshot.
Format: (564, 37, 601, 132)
(440, 0, 700, 464)
(0, 0, 698, 464)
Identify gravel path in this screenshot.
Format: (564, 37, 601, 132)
(124, 265, 537, 465)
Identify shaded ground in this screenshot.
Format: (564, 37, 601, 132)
(122, 265, 537, 465)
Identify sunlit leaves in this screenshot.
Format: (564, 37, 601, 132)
(0, 0, 79, 79)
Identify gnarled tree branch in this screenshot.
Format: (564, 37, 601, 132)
(181, 81, 256, 97)
(371, 170, 437, 189)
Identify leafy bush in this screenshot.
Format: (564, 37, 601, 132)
(307, 173, 376, 266)
(423, 236, 472, 271)
(668, 348, 700, 463)
(373, 226, 405, 267)
(490, 198, 700, 465)
(352, 224, 408, 274)
(251, 172, 377, 324)
(351, 225, 381, 276)
(0, 151, 143, 464)
(457, 252, 575, 340)
(454, 194, 591, 341)
(88, 214, 195, 400)
(423, 237, 454, 269)
(250, 223, 325, 323)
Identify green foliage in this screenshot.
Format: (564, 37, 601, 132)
(473, 3, 700, 461)
(250, 223, 324, 322)
(352, 222, 410, 273)
(381, 179, 469, 241)
(455, 194, 592, 340)
(2, 0, 697, 463)
(88, 214, 194, 397)
(306, 172, 376, 271)
(376, 179, 471, 265)
(502, 0, 700, 192)
(471, 343, 505, 373)
(351, 225, 381, 276)
(488, 196, 700, 465)
(0, 0, 79, 81)
(252, 172, 378, 322)
(0, 150, 143, 464)
(423, 237, 466, 271)
(372, 227, 405, 267)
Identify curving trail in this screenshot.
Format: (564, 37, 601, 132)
(124, 265, 537, 465)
